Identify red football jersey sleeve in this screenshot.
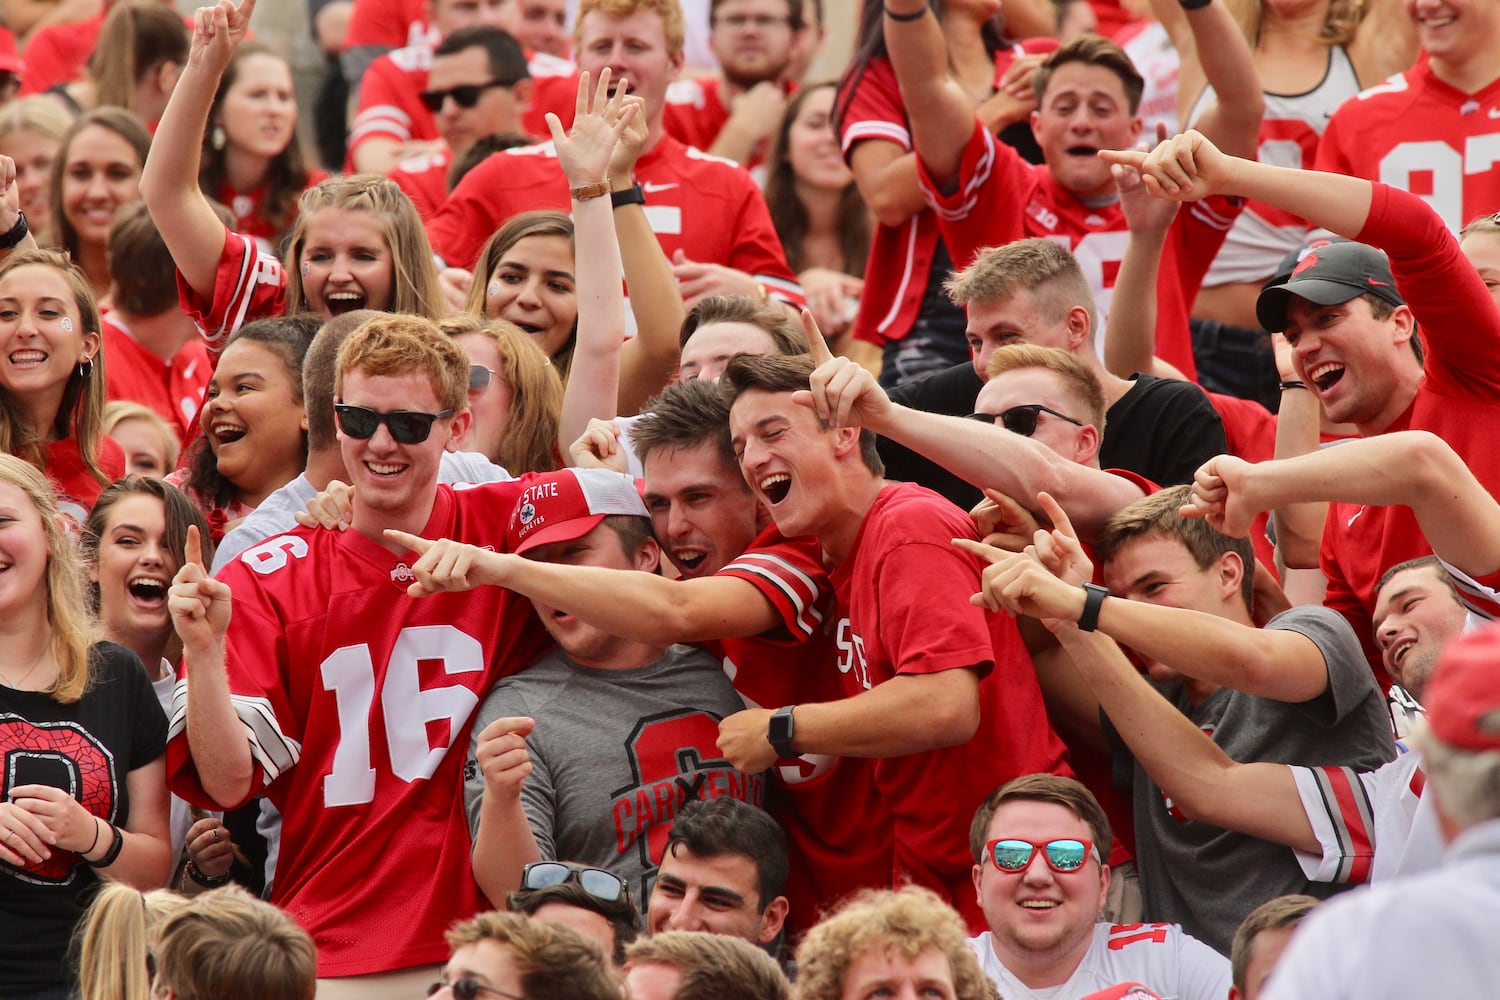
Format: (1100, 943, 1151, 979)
(175, 227, 287, 353)
(348, 46, 439, 168)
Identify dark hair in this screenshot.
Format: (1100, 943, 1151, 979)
(301, 310, 384, 452)
(87, 0, 189, 115)
(834, 0, 1004, 140)
(82, 476, 214, 613)
(679, 294, 809, 354)
(447, 132, 535, 190)
(107, 200, 178, 317)
(710, 0, 804, 29)
(51, 107, 152, 263)
(664, 798, 788, 911)
(199, 42, 310, 247)
(508, 876, 641, 966)
(1032, 34, 1145, 114)
(719, 353, 883, 477)
(185, 316, 318, 509)
(764, 82, 869, 277)
(601, 513, 657, 562)
(968, 773, 1111, 864)
(434, 24, 531, 80)
(632, 379, 739, 475)
(1375, 554, 1460, 605)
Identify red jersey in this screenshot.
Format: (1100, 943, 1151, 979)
(344, 0, 435, 52)
(19, 11, 105, 95)
(388, 148, 454, 218)
(920, 121, 1243, 379)
(214, 170, 331, 252)
(662, 76, 798, 170)
(1315, 58, 1500, 234)
(46, 436, 125, 530)
(835, 43, 1057, 347)
(175, 226, 286, 352)
(711, 527, 890, 934)
(830, 483, 1072, 930)
(165, 483, 550, 977)
(429, 135, 803, 303)
(1321, 183, 1500, 686)
(1205, 391, 1278, 573)
(101, 313, 212, 446)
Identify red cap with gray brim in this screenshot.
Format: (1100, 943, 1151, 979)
(1422, 625, 1500, 753)
(506, 468, 648, 555)
(1256, 241, 1404, 333)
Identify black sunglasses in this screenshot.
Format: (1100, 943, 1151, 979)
(966, 404, 1086, 437)
(335, 403, 454, 444)
(426, 979, 522, 1000)
(520, 861, 627, 903)
(419, 79, 519, 112)
(468, 364, 498, 394)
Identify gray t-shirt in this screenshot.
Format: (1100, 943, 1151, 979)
(465, 644, 764, 908)
(1116, 604, 1396, 954)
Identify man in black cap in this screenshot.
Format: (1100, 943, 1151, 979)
(1106, 128, 1500, 683)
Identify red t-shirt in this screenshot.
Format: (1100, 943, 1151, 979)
(343, 0, 434, 52)
(1319, 183, 1500, 687)
(829, 483, 1072, 930)
(919, 120, 1244, 380)
(429, 134, 803, 303)
(835, 43, 1058, 347)
(710, 527, 890, 935)
(101, 313, 212, 446)
(388, 148, 453, 218)
(1205, 391, 1279, 573)
(661, 76, 798, 170)
(166, 483, 550, 977)
(46, 435, 125, 530)
(1315, 57, 1500, 234)
(175, 227, 286, 352)
(19, 11, 105, 95)
(214, 170, 331, 252)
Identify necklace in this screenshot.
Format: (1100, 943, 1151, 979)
(0, 642, 51, 691)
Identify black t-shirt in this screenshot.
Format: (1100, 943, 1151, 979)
(1, 643, 167, 993)
(882, 362, 987, 510)
(1100, 374, 1228, 487)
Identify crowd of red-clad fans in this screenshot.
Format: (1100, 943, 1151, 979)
(3, 0, 1500, 997)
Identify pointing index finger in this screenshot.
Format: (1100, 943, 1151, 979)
(1035, 491, 1079, 543)
(384, 529, 433, 554)
(802, 308, 833, 364)
(184, 524, 204, 570)
(953, 536, 1009, 565)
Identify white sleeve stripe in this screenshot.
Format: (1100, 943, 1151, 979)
(351, 104, 412, 129)
(167, 680, 300, 784)
(758, 275, 804, 295)
(722, 555, 824, 637)
(208, 240, 259, 349)
(922, 132, 993, 224)
(1188, 200, 1238, 230)
(348, 120, 413, 144)
(1439, 559, 1500, 620)
(840, 121, 912, 152)
(1310, 765, 1376, 883)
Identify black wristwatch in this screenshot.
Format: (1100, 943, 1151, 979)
(611, 182, 646, 209)
(0, 210, 27, 249)
(1078, 583, 1109, 632)
(768, 705, 797, 757)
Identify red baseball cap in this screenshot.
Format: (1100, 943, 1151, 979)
(506, 468, 647, 555)
(0, 29, 23, 76)
(1079, 984, 1165, 1000)
(1422, 625, 1500, 752)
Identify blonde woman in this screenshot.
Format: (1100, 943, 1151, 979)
(442, 314, 563, 474)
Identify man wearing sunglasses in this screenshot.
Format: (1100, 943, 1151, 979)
(168, 316, 558, 997)
(388, 25, 534, 217)
(966, 775, 1229, 997)
(428, 910, 620, 1000)
(508, 860, 641, 966)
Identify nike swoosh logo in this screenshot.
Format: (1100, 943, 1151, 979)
(642, 181, 678, 193)
(1490, 107, 1500, 119)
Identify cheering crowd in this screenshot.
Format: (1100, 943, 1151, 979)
(2, 0, 1500, 996)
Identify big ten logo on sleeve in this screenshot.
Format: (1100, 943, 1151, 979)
(1380, 133, 1500, 232)
(0, 718, 115, 884)
(611, 712, 763, 869)
(835, 618, 870, 690)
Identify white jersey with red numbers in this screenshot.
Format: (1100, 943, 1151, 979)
(164, 483, 550, 978)
(710, 528, 892, 935)
(430, 135, 802, 303)
(174, 227, 286, 352)
(1117, 20, 1180, 141)
(1315, 57, 1500, 234)
(919, 121, 1242, 378)
(1193, 45, 1362, 284)
(969, 923, 1231, 999)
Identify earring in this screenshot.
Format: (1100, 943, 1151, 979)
(77, 356, 94, 380)
(211, 125, 226, 151)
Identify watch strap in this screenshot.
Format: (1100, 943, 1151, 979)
(1078, 583, 1109, 632)
(611, 182, 646, 208)
(768, 704, 797, 757)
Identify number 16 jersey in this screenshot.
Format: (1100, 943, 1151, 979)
(166, 482, 549, 978)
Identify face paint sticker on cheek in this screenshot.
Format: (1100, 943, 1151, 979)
(60, 317, 73, 333)
(301, 262, 312, 277)
(488, 281, 501, 298)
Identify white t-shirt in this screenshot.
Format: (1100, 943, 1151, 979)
(968, 923, 1230, 1000)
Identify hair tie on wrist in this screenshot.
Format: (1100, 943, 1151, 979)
(884, 3, 929, 21)
(1279, 379, 1308, 391)
(1178, 0, 1213, 9)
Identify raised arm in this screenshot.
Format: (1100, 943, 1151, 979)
(468, 715, 545, 905)
(1268, 336, 1327, 570)
(551, 71, 636, 451)
(1102, 151, 1185, 380)
(881, 1, 983, 187)
(138, 0, 251, 304)
(1188, 430, 1500, 580)
(1101, 130, 1374, 239)
(1176, 0, 1265, 160)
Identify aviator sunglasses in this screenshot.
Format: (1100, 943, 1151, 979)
(986, 837, 1099, 874)
(334, 403, 454, 444)
(966, 404, 1086, 437)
